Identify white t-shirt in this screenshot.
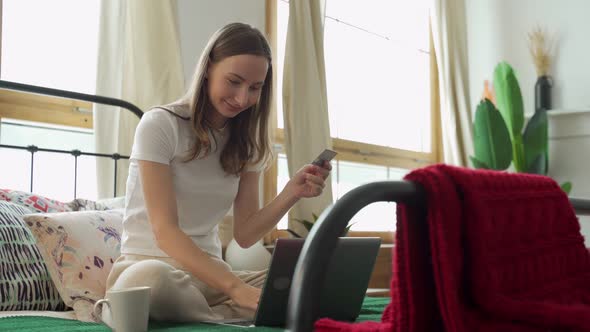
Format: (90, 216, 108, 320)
(121, 104, 263, 258)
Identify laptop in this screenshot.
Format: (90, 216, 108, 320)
(204, 237, 381, 328)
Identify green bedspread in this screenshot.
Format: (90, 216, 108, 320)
(0, 297, 389, 331)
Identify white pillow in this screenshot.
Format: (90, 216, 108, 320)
(96, 196, 126, 210)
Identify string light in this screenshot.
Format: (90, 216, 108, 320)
(278, 0, 428, 54)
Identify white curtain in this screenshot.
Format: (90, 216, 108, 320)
(282, 0, 334, 235)
(94, 0, 184, 198)
(430, 0, 473, 166)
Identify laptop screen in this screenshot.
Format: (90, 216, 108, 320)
(254, 237, 381, 327)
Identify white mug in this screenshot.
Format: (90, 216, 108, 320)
(93, 286, 151, 332)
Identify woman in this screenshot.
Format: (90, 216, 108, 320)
(105, 22, 332, 322)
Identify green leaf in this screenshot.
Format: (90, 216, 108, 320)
(523, 111, 548, 175)
(493, 62, 525, 139)
(470, 156, 490, 169)
(300, 220, 315, 232)
(473, 98, 513, 170)
(561, 181, 572, 195)
(512, 133, 526, 172)
(296, 212, 356, 236)
(526, 153, 546, 175)
(292, 218, 314, 231)
(343, 221, 357, 236)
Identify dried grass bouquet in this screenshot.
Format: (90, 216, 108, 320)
(527, 26, 554, 77)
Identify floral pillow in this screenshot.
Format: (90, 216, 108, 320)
(0, 188, 73, 213)
(23, 209, 123, 322)
(97, 196, 126, 210)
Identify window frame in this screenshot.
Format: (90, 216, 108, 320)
(0, 89, 93, 129)
(0, 0, 94, 129)
(263, 0, 441, 244)
(2, 0, 440, 243)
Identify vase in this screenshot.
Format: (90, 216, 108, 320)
(535, 75, 553, 113)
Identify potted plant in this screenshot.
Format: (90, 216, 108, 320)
(287, 212, 356, 238)
(470, 61, 571, 193)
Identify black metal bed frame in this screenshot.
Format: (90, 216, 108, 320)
(3, 79, 590, 332)
(0, 80, 143, 198)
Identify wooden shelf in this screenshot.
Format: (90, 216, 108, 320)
(367, 244, 392, 289)
(366, 288, 390, 297)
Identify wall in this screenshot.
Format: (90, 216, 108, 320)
(547, 110, 590, 244)
(466, 0, 590, 115)
(466, 0, 590, 244)
(176, 0, 266, 88)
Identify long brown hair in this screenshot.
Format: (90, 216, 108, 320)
(176, 23, 273, 176)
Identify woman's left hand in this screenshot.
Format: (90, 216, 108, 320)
(284, 161, 332, 199)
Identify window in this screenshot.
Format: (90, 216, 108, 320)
(1, 0, 100, 200)
(1, 0, 100, 93)
(0, 120, 96, 201)
(271, 0, 436, 233)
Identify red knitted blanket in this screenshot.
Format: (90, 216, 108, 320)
(315, 165, 590, 331)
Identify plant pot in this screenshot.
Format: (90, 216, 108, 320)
(535, 75, 553, 113)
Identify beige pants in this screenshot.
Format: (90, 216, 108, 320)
(105, 253, 266, 323)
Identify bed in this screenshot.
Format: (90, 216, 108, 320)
(0, 297, 390, 331)
(0, 80, 392, 331)
(2, 80, 590, 332)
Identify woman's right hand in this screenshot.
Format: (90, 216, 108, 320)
(227, 282, 261, 311)
(283, 161, 332, 200)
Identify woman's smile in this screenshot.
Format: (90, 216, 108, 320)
(224, 99, 243, 112)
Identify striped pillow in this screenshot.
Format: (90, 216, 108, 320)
(0, 201, 67, 310)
